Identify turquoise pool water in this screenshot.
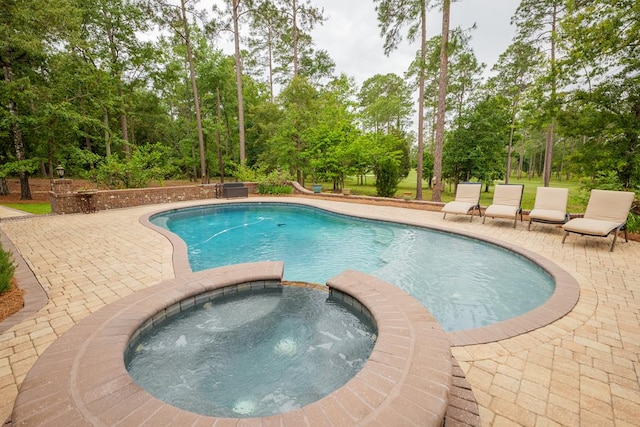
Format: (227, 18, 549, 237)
(151, 203, 555, 331)
(126, 286, 376, 417)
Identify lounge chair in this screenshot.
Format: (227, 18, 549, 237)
(442, 182, 482, 222)
(528, 187, 569, 231)
(483, 184, 524, 227)
(562, 189, 635, 252)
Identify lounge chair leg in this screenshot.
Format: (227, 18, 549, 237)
(513, 216, 517, 228)
(443, 212, 447, 220)
(528, 219, 532, 231)
(482, 215, 486, 224)
(469, 212, 473, 222)
(562, 231, 569, 244)
(610, 232, 618, 252)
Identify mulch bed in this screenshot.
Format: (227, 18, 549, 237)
(0, 280, 24, 323)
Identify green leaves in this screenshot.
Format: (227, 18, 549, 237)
(0, 160, 40, 176)
(373, 156, 400, 197)
(93, 143, 177, 189)
(558, 0, 640, 189)
(374, 0, 426, 55)
(444, 95, 511, 184)
(358, 73, 413, 133)
(0, 241, 16, 294)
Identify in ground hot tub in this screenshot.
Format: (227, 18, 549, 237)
(125, 284, 378, 417)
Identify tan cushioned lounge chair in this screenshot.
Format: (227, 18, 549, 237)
(528, 187, 569, 231)
(483, 184, 524, 228)
(562, 189, 635, 252)
(442, 182, 482, 222)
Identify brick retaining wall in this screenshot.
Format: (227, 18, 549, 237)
(49, 180, 257, 214)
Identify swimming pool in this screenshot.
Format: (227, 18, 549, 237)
(150, 202, 555, 332)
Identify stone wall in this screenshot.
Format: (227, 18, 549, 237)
(49, 180, 257, 214)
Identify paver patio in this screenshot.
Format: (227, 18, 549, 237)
(0, 197, 638, 426)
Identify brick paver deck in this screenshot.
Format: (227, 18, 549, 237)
(1, 197, 639, 426)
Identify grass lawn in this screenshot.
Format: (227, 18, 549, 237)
(0, 203, 51, 215)
(334, 171, 589, 212)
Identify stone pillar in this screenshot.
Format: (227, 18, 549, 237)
(50, 179, 73, 194)
(49, 179, 74, 214)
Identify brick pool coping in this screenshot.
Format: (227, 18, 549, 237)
(11, 262, 454, 426)
(141, 199, 580, 347)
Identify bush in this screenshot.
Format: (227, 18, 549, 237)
(233, 164, 263, 182)
(582, 171, 625, 191)
(233, 165, 294, 195)
(257, 184, 293, 195)
(94, 143, 177, 189)
(0, 242, 15, 294)
(626, 212, 640, 234)
(374, 157, 400, 198)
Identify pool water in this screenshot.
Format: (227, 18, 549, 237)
(125, 286, 376, 418)
(151, 203, 555, 331)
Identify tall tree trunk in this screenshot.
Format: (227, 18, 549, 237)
(103, 108, 112, 157)
(181, 0, 207, 183)
(430, 95, 437, 146)
(191, 146, 197, 180)
(217, 88, 225, 183)
(268, 26, 275, 102)
(505, 114, 516, 184)
(505, 127, 515, 184)
(432, 0, 450, 202)
(518, 136, 525, 179)
(538, 150, 543, 177)
(505, 98, 520, 184)
(3, 64, 32, 200)
(118, 85, 130, 157)
(543, 120, 554, 186)
(292, 0, 299, 76)
(103, 7, 130, 158)
(232, 0, 246, 164)
(0, 178, 8, 196)
(543, 4, 558, 187)
(415, 0, 427, 200)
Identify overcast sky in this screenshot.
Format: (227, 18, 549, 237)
(311, 0, 521, 86)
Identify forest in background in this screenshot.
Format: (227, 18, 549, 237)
(1, 0, 638, 200)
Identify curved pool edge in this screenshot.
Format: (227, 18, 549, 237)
(11, 262, 453, 426)
(140, 199, 580, 347)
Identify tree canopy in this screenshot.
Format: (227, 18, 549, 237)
(1, 0, 638, 200)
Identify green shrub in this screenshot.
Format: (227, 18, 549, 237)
(626, 212, 640, 234)
(94, 143, 177, 189)
(257, 184, 293, 195)
(0, 243, 16, 294)
(233, 164, 263, 182)
(374, 157, 400, 198)
(581, 171, 625, 191)
(235, 165, 294, 195)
